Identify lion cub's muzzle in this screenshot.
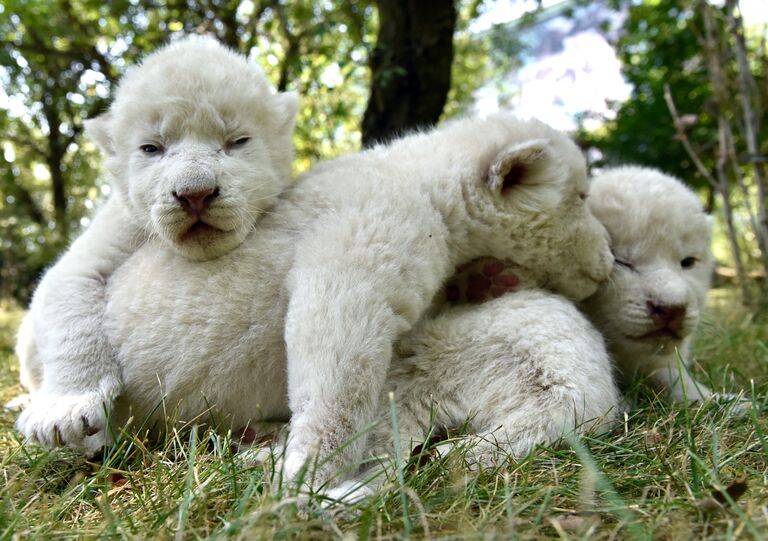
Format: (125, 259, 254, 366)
(172, 186, 220, 218)
(640, 300, 688, 341)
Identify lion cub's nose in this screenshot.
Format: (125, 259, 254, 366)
(647, 301, 686, 331)
(173, 187, 219, 215)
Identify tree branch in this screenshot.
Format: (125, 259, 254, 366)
(663, 84, 718, 190)
(726, 0, 768, 271)
(272, 0, 303, 92)
(699, 0, 752, 304)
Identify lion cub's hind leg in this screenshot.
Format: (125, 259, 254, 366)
(370, 290, 622, 470)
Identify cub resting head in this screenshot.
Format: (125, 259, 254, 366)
(581, 166, 717, 401)
(85, 35, 298, 261)
(443, 115, 614, 301)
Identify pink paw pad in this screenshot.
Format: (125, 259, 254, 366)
(466, 273, 491, 303)
(233, 426, 258, 445)
(482, 259, 505, 277)
(492, 273, 519, 289)
(444, 257, 521, 305)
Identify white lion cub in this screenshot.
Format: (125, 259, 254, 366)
(15, 36, 298, 454)
(581, 166, 722, 403)
(370, 290, 621, 468)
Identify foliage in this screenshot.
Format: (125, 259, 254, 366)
(443, 0, 524, 119)
(0, 0, 498, 304)
(577, 0, 768, 307)
(1, 287, 767, 538)
(577, 0, 721, 184)
(0, 0, 115, 300)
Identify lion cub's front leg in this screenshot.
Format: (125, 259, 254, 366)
(282, 209, 451, 486)
(646, 351, 716, 404)
(15, 196, 144, 454)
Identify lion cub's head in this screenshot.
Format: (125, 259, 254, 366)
(85, 36, 298, 261)
(450, 114, 614, 301)
(582, 167, 713, 362)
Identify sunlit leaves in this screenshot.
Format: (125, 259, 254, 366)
(0, 0, 498, 301)
(577, 0, 717, 182)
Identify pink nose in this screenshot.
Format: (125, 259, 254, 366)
(173, 187, 219, 214)
(647, 301, 686, 332)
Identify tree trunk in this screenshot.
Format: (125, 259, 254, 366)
(700, 2, 751, 304)
(726, 0, 768, 277)
(361, 0, 457, 147)
(43, 99, 69, 242)
(717, 120, 752, 305)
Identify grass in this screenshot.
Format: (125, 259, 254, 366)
(1, 287, 766, 540)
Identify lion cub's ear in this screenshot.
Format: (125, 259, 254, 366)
(275, 90, 299, 137)
(84, 112, 115, 156)
(487, 138, 564, 211)
(487, 139, 550, 194)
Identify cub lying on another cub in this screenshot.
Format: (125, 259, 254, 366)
(355, 167, 727, 493)
(432, 166, 726, 411)
(102, 113, 612, 487)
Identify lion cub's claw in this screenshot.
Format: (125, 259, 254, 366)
(15, 391, 113, 455)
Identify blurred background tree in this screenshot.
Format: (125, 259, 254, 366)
(577, 0, 718, 184)
(1, 0, 766, 308)
(577, 0, 767, 306)
(361, 0, 457, 146)
(0, 0, 491, 302)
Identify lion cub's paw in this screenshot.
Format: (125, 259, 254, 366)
(15, 390, 114, 455)
(320, 479, 376, 508)
(236, 443, 286, 469)
(445, 257, 524, 305)
(5, 393, 31, 411)
(709, 392, 752, 418)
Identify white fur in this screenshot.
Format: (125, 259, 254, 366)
(278, 118, 612, 483)
(371, 290, 621, 466)
(581, 166, 720, 403)
(15, 36, 298, 454)
(321, 167, 731, 501)
(306, 289, 621, 504)
(76, 113, 613, 488)
(87, 35, 298, 261)
(418, 167, 728, 410)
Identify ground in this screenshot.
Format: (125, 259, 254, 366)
(0, 287, 766, 540)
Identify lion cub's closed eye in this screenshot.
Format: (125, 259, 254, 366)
(583, 166, 744, 407)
